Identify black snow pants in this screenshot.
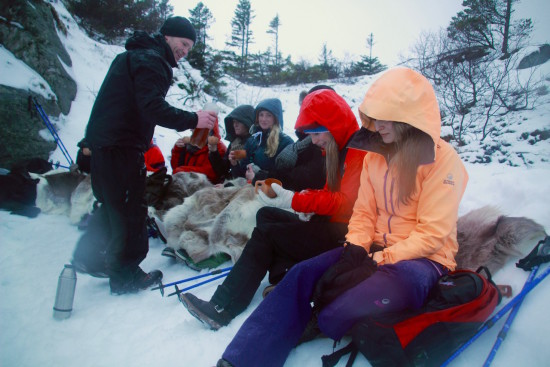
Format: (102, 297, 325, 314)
(210, 206, 347, 318)
(86, 146, 148, 281)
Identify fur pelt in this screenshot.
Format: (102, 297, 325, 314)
(33, 170, 92, 221)
(69, 175, 94, 224)
(33, 168, 212, 225)
(158, 177, 264, 263)
(152, 171, 214, 217)
(456, 205, 547, 274)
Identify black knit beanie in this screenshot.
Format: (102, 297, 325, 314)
(160, 17, 196, 44)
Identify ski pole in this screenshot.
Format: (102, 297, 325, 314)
(151, 266, 232, 296)
(51, 161, 71, 170)
(482, 265, 539, 367)
(483, 236, 550, 366)
(167, 272, 229, 297)
(36, 101, 73, 165)
(31, 97, 74, 165)
(440, 264, 550, 367)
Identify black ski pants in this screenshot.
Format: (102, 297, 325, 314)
(210, 206, 347, 318)
(89, 146, 148, 280)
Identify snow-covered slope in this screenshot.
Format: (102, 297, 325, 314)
(1, 1, 549, 367)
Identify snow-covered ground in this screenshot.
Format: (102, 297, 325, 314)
(1, 1, 550, 366)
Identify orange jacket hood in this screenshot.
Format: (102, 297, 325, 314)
(295, 89, 359, 150)
(359, 67, 441, 149)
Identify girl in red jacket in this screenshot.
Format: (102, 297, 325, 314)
(170, 118, 227, 184)
(179, 89, 367, 331)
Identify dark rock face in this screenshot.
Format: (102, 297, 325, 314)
(0, 86, 58, 167)
(0, 0, 77, 168)
(518, 44, 550, 69)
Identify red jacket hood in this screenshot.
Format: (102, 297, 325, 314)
(295, 89, 359, 150)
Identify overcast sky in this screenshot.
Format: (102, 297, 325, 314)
(173, 0, 550, 67)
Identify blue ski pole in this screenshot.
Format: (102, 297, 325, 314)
(168, 272, 229, 297)
(31, 97, 74, 166)
(483, 236, 550, 366)
(151, 266, 232, 296)
(441, 264, 550, 367)
(482, 265, 539, 367)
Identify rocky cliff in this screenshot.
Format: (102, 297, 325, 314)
(0, 0, 76, 167)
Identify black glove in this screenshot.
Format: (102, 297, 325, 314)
(312, 243, 378, 310)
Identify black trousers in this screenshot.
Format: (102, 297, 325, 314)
(88, 146, 148, 279)
(211, 206, 347, 317)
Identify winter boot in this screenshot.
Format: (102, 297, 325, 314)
(179, 292, 233, 330)
(297, 313, 325, 345)
(262, 284, 276, 298)
(71, 257, 109, 278)
(110, 267, 163, 295)
(216, 359, 235, 367)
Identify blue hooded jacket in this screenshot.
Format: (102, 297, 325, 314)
(234, 98, 293, 176)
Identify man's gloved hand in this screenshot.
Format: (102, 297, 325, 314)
(312, 243, 378, 310)
(257, 183, 294, 210)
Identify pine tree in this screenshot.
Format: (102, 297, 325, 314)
(352, 56, 387, 76)
(318, 43, 338, 79)
(227, 0, 255, 78)
(187, 2, 214, 70)
(267, 14, 281, 67)
(447, 0, 531, 57)
(68, 0, 172, 41)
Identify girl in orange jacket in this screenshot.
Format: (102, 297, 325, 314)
(214, 67, 468, 367)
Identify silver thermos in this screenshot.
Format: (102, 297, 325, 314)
(53, 264, 77, 320)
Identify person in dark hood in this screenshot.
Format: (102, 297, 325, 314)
(208, 104, 255, 181)
(232, 98, 294, 179)
(251, 86, 335, 192)
(73, 17, 217, 295)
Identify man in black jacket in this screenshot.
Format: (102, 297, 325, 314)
(75, 17, 217, 294)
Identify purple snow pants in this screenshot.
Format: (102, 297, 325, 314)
(222, 247, 446, 367)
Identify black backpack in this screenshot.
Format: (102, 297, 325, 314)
(322, 268, 500, 367)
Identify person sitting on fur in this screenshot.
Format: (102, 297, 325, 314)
(144, 138, 166, 172)
(179, 88, 367, 331)
(231, 98, 294, 180)
(252, 131, 326, 191)
(171, 118, 227, 184)
(208, 105, 255, 181)
(251, 86, 335, 192)
(213, 67, 469, 367)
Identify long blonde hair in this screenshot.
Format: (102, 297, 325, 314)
(265, 124, 281, 157)
(389, 122, 434, 205)
(324, 134, 340, 191)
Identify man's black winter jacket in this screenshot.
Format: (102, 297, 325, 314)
(85, 31, 198, 152)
